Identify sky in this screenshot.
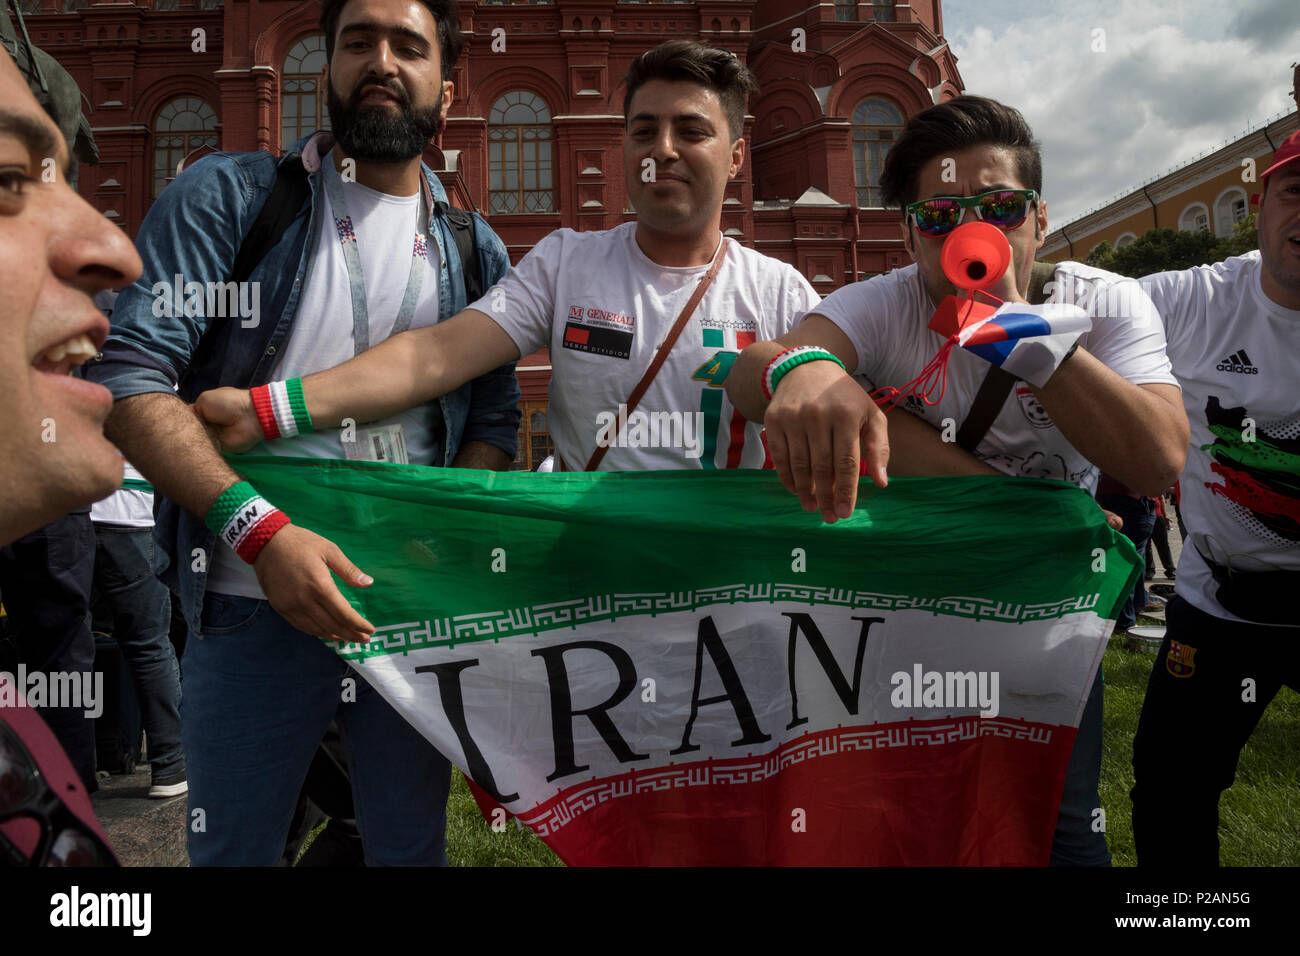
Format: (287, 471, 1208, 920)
(942, 0, 1300, 227)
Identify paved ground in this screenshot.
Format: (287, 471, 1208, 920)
(92, 765, 189, 867)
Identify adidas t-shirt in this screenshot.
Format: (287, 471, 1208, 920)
(814, 261, 1179, 494)
(208, 152, 443, 598)
(1141, 252, 1300, 625)
(474, 222, 819, 471)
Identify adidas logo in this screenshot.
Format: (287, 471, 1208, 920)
(1216, 349, 1259, 374)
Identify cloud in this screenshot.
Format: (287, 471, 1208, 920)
(945, 0, 1300, 226)
(1228, 0, 1300, 53)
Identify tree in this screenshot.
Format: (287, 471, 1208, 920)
(1083, 214, 1258, 278)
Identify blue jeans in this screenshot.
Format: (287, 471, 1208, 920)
(1050, 663, 1111, 866)
(182, 592, 451, 866)
(1096, 493, 1157, 629)
(93, 525, 184, 779)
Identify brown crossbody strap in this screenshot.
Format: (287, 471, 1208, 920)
(581, 239, 728, 472)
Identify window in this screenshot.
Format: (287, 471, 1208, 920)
(153, 97, 218, 198)
(512, 402, 555, 471)
(489, 91, 554, 214)
(1115, 233, 1137, 249)
(1178, 203, 1210, 234)
(872, 0, 895, 21)
(1213, 187, 1248, 237)
(834, 0, 856, 22)
(852, 97, 903, 208)
(281, 35, 330, 152)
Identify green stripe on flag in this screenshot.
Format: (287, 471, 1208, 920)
(702, 328, 723, 348)
(230, 456, 1141, 662)
(121, 479, 155, 493)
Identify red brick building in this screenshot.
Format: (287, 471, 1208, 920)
(22, 0, 962, 467)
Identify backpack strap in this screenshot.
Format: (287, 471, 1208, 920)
(178, 152, 310, 395)
(954, 261, 1058, 454)
(442, 203, 483, 304)
(229, 152, 311, 285)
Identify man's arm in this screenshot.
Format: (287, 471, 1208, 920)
(728, 314, 890, 523)
(106, 392, 376, 643)
(196, 309, 522, 452)
(1031, 351, 1187, 496)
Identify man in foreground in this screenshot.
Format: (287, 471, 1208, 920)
(724, 95, 1188, 865)
(1130, 129, 1300, 865)
(84, 0, 520, 864)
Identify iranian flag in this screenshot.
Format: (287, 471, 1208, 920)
(236, 458, 1139, 866)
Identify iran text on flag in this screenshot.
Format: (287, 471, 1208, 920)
(236, 459, 1140, 865)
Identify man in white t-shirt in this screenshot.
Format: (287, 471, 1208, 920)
(725, 96, 1189, 866)
(1130, 129, 1300, 866)
(89, 458, 185, 798)
(198, 40, 819, 475)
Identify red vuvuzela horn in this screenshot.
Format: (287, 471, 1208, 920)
(939, 221, 1011, 293)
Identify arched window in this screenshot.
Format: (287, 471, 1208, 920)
(1178, 202, 1210, 234)
(153, 97, 218, 198)
(852, 97, 903, 208)
(282, 35, 330, 152)
(1213, 187, 1248, 237)
(489, 91, 554, 214)
(1115, 232, 1137, 249)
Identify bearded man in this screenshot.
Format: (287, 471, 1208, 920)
(83, 0, 520, 865)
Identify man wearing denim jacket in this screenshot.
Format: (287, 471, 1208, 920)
(84, 0, 520, 865)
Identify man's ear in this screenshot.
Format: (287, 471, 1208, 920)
(1034, 197, 1048, 249)
(899, 217, 915, 260)
(442, 78, 455, 115)
(729, 136, 745, 179)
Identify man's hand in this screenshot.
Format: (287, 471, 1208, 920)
(253, 524, 376, 644)
(764, 361, 890, 523)
(195, 387, 261, 453)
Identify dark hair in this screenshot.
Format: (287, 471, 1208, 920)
(880, 95, 1042, 212)
(622, 40, 758, 141)
(320, 0, 464, 82)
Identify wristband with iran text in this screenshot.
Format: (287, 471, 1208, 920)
(205, 481, 291, 564)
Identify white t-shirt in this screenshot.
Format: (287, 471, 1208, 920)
(91, 458, 154, 528)
(1141, 252, 1300, 625)
(209, 155, 443, 597)
(814, 261, 1179, 495)
(475, 222, 819, 471)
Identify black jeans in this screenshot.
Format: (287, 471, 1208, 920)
(0, 511, 97, 791)
(1131, 596, 1300, 865)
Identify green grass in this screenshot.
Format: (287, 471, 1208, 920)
(1099, 625, 1300, 866)
(307, 626, 1300, 867)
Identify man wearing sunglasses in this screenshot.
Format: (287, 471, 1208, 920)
(727, 95, 1188, 866)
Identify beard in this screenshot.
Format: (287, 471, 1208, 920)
(327, 77, 444, 163)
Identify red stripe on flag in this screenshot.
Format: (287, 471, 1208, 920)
(725, 408, 747, 469)
(472, 717, 1076, 866)
(736, 330, 756, 349)
(565, 327, 589, 345)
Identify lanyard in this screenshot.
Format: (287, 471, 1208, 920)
(321, 150, 434, 356)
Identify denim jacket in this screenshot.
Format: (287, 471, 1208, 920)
(85, 131, 520, 632)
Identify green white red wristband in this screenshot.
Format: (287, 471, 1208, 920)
(205, 481, 291, 564)
(762, 346, 847, 400)
(251, 378, 314, 440)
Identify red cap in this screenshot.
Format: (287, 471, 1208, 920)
(1262, 129, 1300, 180)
